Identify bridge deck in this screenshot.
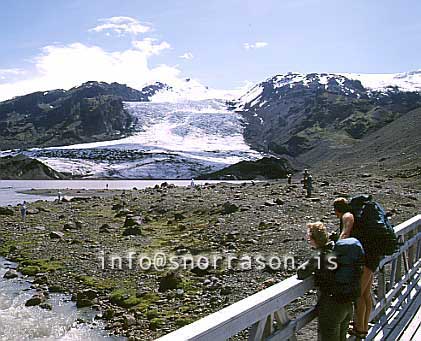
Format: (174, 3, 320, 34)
(368, 274, 421, 340)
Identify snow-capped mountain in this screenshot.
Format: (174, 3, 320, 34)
(1, 70, 420, 179)
(236, 70, 421, 110)
(150, 78, 243, 102)
(16, 99, 262, 178)
(342, 69, 421, 92)
(234, 71, 421, 159)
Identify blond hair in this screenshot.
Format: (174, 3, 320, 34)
(307, 222, 328, 247)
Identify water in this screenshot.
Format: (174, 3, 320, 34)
(0, 179, 249, 339)
(0, 179, 248, 206)
(0, 258, 121, 341)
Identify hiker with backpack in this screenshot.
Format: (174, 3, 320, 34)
(333, 195, 399, 339)
(298, 222, 364, 341)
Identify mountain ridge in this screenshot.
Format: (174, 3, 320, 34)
(235, 72, 421, 160)
(0, 81, 170, 151)
(0, 71, 420, 179)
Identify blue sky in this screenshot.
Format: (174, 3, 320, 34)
(0, 0, 420, 100)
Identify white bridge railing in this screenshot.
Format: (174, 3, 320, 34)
(157, 215, 421, 341)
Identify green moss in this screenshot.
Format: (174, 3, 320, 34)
(78, 275, 115, 290)
(0, 241, 16, 256)
(21, 259, 63, 272)
(109, 288, 150, 308)
(149, 318, 164, 331)
(20, 265, 41, 276)
(182, 279, 200, 294)
(146, 309, 160, 320)
(131, 292, 160, 312)
(175, 317, 195, 327)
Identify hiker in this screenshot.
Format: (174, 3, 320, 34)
(190, 178, 195, 188)
(333, 197, 382, 339)
(20, 201, 27, 222)
(57, 191, 62, 202)
(298, 222, 364, 341)
(306, 175, 313, 197)
(333, 198, 354, 239)
(297, 222, 363, 341)
(287, 173, 292, 184)
(303, 169, 309, 189)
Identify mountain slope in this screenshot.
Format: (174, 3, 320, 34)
(303, 106, 421, 176)
(0, 154, 66, 180)
(0, 81, 169, 150)
(198, 157, 293, 180)
(235, 73, 421, 158)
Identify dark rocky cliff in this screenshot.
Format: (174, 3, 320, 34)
(235, 73, 421, 158)
(0, 81, 169, 150)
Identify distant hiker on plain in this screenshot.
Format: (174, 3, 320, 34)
(306, 175, 313, 197)
(333, 196, 399, 339)
(287, 173, 292, 184)
(302, 169, 309, 189)
(298, 222, 364, 341)
(20, 201, 27, 222)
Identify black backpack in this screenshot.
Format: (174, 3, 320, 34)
(349, 194, 399, 256)
(318, 238, 364, 302)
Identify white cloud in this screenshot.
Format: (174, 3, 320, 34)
(179, 52, 194, 60)
(243, 42, 268, 50)
(0, 42, 183, 101)
(0, 68, 25, 76)
(132, 38, 171, 56)
(0, 68, 25, 81)
(90, 16, 151, 36)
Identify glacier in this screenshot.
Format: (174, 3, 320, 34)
(21, 99, 262, 179)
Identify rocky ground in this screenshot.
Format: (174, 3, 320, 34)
(0, 173, 420, 340)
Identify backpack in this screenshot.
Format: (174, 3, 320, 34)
(317, 238, 364, 302)
(349, 194, 399, 256)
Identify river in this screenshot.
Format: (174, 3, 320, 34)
(0, 179, 240, 206)
(0, 179, 247, 340)
(0, 258, 123, 341)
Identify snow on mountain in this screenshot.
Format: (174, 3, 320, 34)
(236, 70, 421, 109)
(341, 70, 421, 92)
(150, 78, 242, 102)
(21, 99, 262, 178)
(236, 72, 362, 109)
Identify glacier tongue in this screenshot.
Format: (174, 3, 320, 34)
(29, 99, 262, 179)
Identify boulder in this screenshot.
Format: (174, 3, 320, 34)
(3, 269, 18, 279)
(26, 208, 40, 215)
(63, 222, 76, 231)
(99, 223, 111, 233)
(0, 207, 14, 216)
(50, 231, 64, 239)
(274, 198, 285, 205)
(123, 314, 137, 327)
(25, 293, 46, 306)
(115, 208, 132, 218)
(111, 203, 124, 211)
(76, 289, 98, 308)
(158, 272, 183, 292)
(174, 212, 186, 221)
(123, 215, 143, 227)
(74, 220, 84, 229)
(221, 202, 239, 215)
(33, 273, 48, 285)
(122, 226, 142, 236)
(39, 302, 52, 310)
